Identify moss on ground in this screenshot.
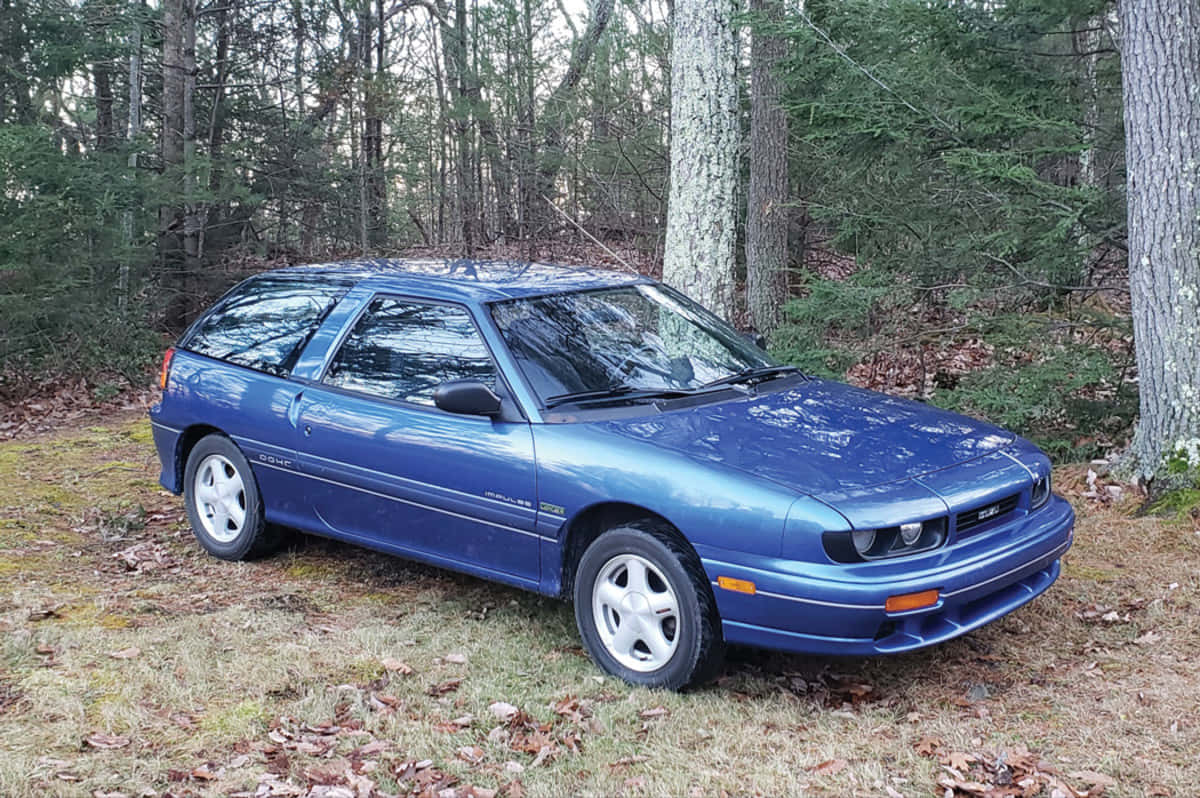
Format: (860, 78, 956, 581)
(1148, 487, 1200, 517)
(283, 559, 345, 580)
(198, 698, 269, 739)
(1063, 561, 1121, 582)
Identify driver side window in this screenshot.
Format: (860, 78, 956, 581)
(324, 298, 497, 406)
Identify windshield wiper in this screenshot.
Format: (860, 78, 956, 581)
(544, 385, 696, 409)
(699, 364, 801, 390)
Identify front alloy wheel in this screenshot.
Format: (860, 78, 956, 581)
(574, 522, 724, 690)
(591, 553, 680, 672)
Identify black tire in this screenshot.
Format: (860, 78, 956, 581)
(182, 434, 277, 561)
(573, 522, 725, 690)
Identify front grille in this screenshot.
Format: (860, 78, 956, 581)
(956, 493, 1020, 536)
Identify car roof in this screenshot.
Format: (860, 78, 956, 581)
(269, 257, 650, 302)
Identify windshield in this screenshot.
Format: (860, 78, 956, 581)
(489, 284, 777, 403)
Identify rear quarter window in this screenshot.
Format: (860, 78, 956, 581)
(180, 275, 347, 377)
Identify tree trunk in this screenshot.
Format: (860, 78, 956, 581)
(202, 1, 231, 263)
(439, 0, 477, 252)
(430, 17, 448, 243)
(181, 0, 200, 297)
(529, 0, 614, 232)
(745, 0, 789, 337)
(516, 0, 536, 249)
(160, 0, 187, 327)
(1119, 0, 1200, 482)
(362, 0, 386, 248)
(1074, 22, 1101, 194)
(93, 62, 115, 150)
(1073, 17, 1102, 278)
(662, 0, 739, 319)
(119, 6, 143, 314)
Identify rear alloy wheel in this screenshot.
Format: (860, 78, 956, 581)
(183, 434, 275, 560)
(574, 523, 724, 690)
(193, 453, 246, 543)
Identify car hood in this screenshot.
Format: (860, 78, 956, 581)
(593, 379, 1015, 497)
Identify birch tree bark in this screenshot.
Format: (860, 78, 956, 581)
(1119, 0, 1200, 482)
(1073, 15, 1105, 279)
(663, 0, 739, 319)
(745, 0, 789, 337)
(1074, 21, 1101, 196)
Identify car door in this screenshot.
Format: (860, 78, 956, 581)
(291, 295, 541, 586)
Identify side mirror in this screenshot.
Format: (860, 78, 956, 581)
(743, 331, 768, 351)
(434, 379, 503, 417)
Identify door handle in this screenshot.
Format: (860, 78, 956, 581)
(287, 391, 304, 428)
(304, 424, 312, 437)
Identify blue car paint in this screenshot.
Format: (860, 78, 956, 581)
(149, 259, 1074, 657)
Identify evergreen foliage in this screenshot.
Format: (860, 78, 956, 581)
(0, 0, 1146, 454)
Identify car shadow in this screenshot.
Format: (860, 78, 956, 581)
(275, 530, 1019, 702)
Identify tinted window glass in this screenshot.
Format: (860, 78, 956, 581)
(183, 276, 346, 376)
(324, 298, 497, 405)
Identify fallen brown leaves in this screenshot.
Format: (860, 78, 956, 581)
(380, 657, 414, 675)
(0, 379, 155, 441)
(112, 541, 177, 573)
(1053, 465, 1141, 509)
(27, 605, 64, 621)
(915, 737, 1116, 797)
(846, 339, 994, 400)
(170, 688, 613, 797)
(427, 678, 463, 697)
(773, 669, 881, 708)
(83, 732, 130, 750)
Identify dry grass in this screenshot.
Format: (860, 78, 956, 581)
(1, 410, 1198, 797)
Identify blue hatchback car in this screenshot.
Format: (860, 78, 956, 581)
(150, 259, 1074, 689)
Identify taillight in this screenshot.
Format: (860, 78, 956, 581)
(159, 347, 175, 390)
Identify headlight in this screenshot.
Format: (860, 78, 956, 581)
(824, 518, 948, 563)
(1031, 473, 1051, 508)
(851, 528, 878, 556)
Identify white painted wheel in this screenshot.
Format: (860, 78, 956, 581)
(192, 453, 247, 544)
(591, 553, 680, 672)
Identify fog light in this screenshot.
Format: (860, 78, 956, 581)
(899, 522, 922, 546)
(1031, 473, 1051, 508)
(851, 528, 877, 555)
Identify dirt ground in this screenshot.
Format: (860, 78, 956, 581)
(0, 407, 1197, 798)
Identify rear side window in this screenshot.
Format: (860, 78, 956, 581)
(182, 276, 346, 377)
(323, 297, 497, 406)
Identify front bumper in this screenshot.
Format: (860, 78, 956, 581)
(701, 495, 1074, 656)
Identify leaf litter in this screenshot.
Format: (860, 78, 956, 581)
(915, 736, 1116, 797)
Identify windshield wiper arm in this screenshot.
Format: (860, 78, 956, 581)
(544, 385, 695, 409)
(699, 364, 801, 390)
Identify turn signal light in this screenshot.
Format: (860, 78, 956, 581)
(885, 589, 939, 613)
(159, 347, 175, 390)
(717, 576, 756, 595)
